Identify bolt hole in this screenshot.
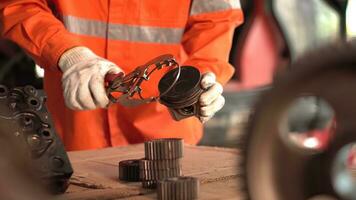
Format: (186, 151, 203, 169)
(22, 116, 33, 127)
(0, 87, 6, 94)
(30, 99, 38, 106)
(24, 117, 31, 123)
(41, 129, 51, 137)
(24, 85, 37, 96)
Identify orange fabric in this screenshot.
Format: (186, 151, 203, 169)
(183, 9, 243, 85)
(0, 0, 244, 151)
(0, 0, 82, 70)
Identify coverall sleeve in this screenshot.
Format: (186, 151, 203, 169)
(182, 3, 244, 85)
(0, 0, 81, 71)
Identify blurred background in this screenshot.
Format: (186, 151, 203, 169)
(0, 0, 355, 147)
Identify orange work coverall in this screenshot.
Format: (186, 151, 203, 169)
(0, 0, 244, 151)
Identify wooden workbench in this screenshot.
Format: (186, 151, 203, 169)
(62, 144, 245, 200)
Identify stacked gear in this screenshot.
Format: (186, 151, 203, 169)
(157, 177, 199, 200)
(139, 159, 181, 181)
(141, 138, 183, 188)
(144, 138, 184, 160)
(118, 138, 200, 199)
(118, 159, 141, 182)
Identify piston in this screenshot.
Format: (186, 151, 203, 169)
(158, 66, 203, 121)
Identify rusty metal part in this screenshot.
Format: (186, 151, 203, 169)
(144, 138, 184, 160)
(242, 40, 356, 200)
(106, 54, 181, 107)
(158, 66, 203, 121)
(157, 176, 199, 200)
(0, 85, 73, 194)
(118, 159, 141, 182)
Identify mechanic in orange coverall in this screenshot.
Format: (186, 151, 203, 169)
(0, 0, 244, 150)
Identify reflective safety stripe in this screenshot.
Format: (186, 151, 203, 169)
(108, 24, 183, 44)
(62, 15, 184, 44)
(190, 0, 241, 16)
(62, 15, 108, 38)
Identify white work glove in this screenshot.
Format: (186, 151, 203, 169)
(58, 47, 122, 110)
(199, 72, 225, 123)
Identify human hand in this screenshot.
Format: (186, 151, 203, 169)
(59, 47, 123, 110)
(198, 72, 225, 123)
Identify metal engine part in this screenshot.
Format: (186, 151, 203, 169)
(157, 176, 199, 200)
(139, 159, 181, 181)
(0, 85, 73, 194)
(0, 116, 50, 200)
(158, 66, 203, 121)
(242, 40, 356, 200)
(144, 138, 184, 160)
(118, 159, 141, 182)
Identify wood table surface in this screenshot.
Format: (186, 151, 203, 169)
(61, 144, 245, 200)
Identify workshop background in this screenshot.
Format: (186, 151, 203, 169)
(0, 0, 355, 148)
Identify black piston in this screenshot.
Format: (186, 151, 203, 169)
(158, 66, 203, 121)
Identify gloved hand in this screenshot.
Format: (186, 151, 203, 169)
(199, 72, 225, 123)
(58, 47, 123, 110)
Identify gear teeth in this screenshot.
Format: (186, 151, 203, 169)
(142, 181, 156, 189)
(144, 138, 183, 160)
(157, 176, 199, 200)
(139, 159, 181, 181)
(139, 159, 181, 170)
(140, 167, 182, 181)
(120, 138, 198, 199)
(118, 159, 141, 182)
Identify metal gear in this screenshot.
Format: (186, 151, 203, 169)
(242, 40, 356, 200)
(157, 176, 199, 200)
(140, 168, 181, 181)
(142, 180, 157, 189)
(139, 159, 181, 170)
(118, 159, 141, 182)
(144, 138, 184, 160)
(139, 159, 181, 187)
